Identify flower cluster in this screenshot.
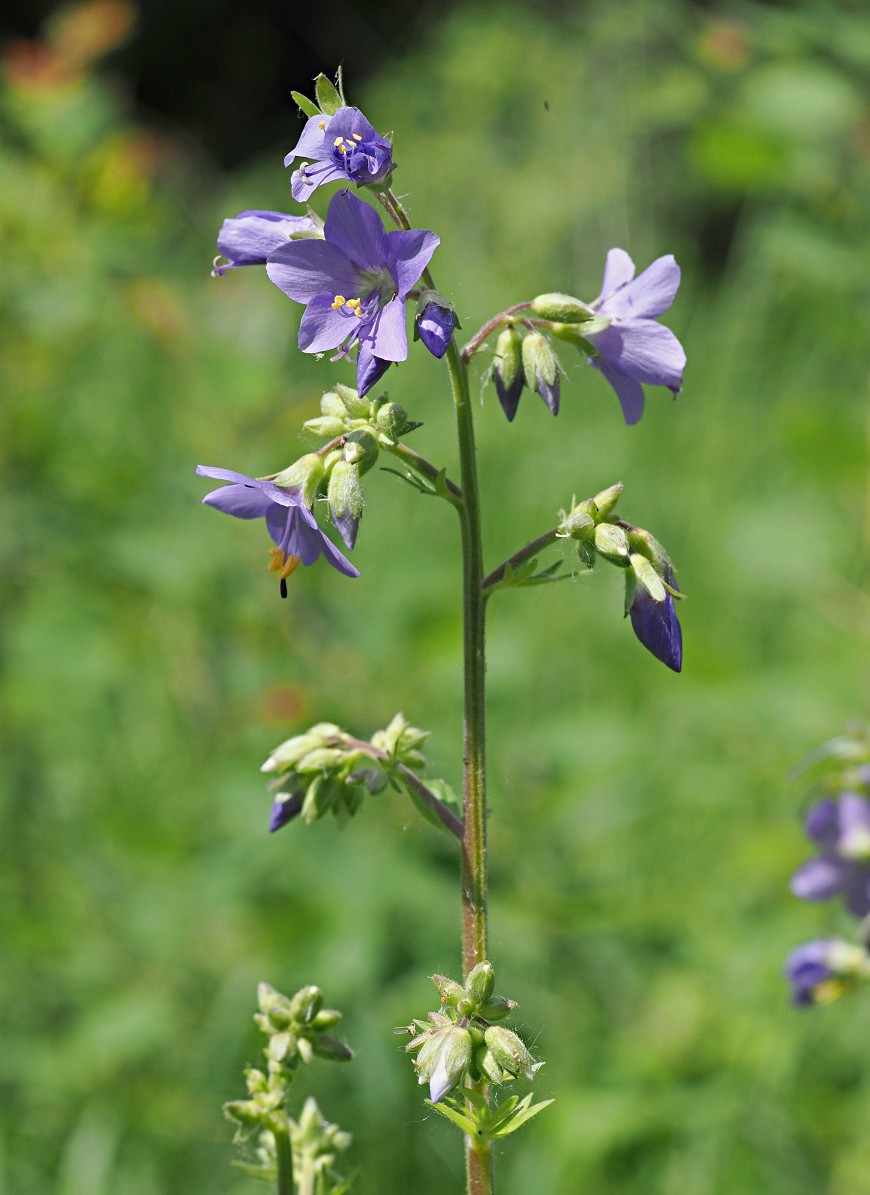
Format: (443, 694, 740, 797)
(558, 482, 684, 672)
(785, 728, 870, 1006)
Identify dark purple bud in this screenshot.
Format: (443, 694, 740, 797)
(416, 300, 456, 359)
(629, 588, 682, 672)
(331, 507, 359, 551)
(356, 348, 392, 397)
(534, 371, 560, 415)
(269, 792, 303, 832)
(494, 369, 524, 421)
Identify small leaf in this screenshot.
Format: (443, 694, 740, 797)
(490, 1095, 554, 1138)
(315, 73, 343, 116)
(424, 1100, 477, 1135)
(291, 91, 321, 118)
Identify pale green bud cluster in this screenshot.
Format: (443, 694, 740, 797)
(263, 713, 452, 830)
(558, 481, 682, 606)
(403, 962, 540, 1105)
(224, 982, 353, 1192)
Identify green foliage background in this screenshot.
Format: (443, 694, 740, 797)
(2, 2, 870, 1192)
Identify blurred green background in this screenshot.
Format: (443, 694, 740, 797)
(3, 1, 870, 1192)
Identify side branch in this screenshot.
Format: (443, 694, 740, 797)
(385, 442, 464, 505)
(339, 737, 464, 841)
(461, 303, 533, 363)
(481, 527, 560, 594)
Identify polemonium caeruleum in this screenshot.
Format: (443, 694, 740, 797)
(285, 107, 394, 203)
(196, 466, 359, 596)
(790, 792, 870, 917)
(212, 210, 320, 276)
(586, 249, 686, 425)
(266, 189, 438, 394)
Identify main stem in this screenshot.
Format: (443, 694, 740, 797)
(446, 342, 493, 1195)
(274, 1121, 294, 1195)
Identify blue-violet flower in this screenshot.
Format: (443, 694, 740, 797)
(416, 297, 456, 360)
(790, 792, 870, 917)
(285, 107, 394, 203)
(627, 564, 682, 673)
(784, 939, 866, 1006)
(586, 249, 686, 426)
(266, 189, 439, 391)
(212, 210, 320, 276)
(196, 466, 359, 596)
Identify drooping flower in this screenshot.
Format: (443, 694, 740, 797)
(521, 331, 560, 415)
(266, 189, 439, 391)
(585, 249, 686, 426)
(285, 106, 394, 203)
(416, 296, 456, 360)
(790, 792, 870, 917)
(196, 465, 359, 595)
(356, 346, 392, 397)
(492, 326, 525, 421)
(784, 939, 866, 1006)
(626, 560, 682, 672)
(212, 210, 321, 276)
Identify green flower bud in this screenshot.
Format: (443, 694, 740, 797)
(426, 1026, 473, 1102)
(343, 428, 379, 472)
(374, 401, 410, 440)
(479, 1048, 509, 1084)
(479, 994, 518, 1022)
(521, 332, 557, 390)
(530, 292, 594, 322)
(559, 499, 598, 541)
(320, 391, 348, 419)
(495, 325, 524, 389)
(312, 1032, 354, 1062)
(483, 1025, 539, 1080)
(465, 961, 495, 1004)
(296, 1037, 313, 1065)
(223, 1098, 263, 1126)
(310, 1008, 343, 1031)
(303, 415, 346, 438)
(327, 460, 364, 550)
(594, 522, 630, 564)
(629, 553, 667, 603)
(334, 382, 370, 419)
(268, 1031, 294, 1063)
(592, 481, 624, 519)
(289, 985, 323, 1024)
(261, 725, 343, 774)
(431, 973, 466, 1008)
(258, 982, 295, 1022)
(270, 454, 326, 508)
(301, 774, 340, 822)
(295, 747, 346, 774)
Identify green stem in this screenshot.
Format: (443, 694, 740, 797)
(381, 187, 493, 1195)
(385, 441, 464, 506)
(273, 1120, 294, 1195)
(482, 528, 560, 595)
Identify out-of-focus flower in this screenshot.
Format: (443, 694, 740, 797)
(784, 939, 867, 1006)
(212, 210, 320, 276)
(790, 793, 870, 917)
(586, 249, 686, 425)
(196, 466, 359, 595)
(285, 106, 394, 202)
(266, 189, 438, 387)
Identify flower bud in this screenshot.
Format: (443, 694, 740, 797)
(521, 332, 560, 415)
(594, 523, 630, 564)
(530, 292, 594, 322)
(465, 961, 495, 1005)
(333, 382, 370, 419)
(416, 293, 457, 359)
(427, 1026, 473, 1103)
(431, 973, 466, 1008)
(320, 391, 348, 419)
(493, 326, 525, 421)
(295, 747, 346, 774)
(271, 454, 326, 508)
(258, 982, 295, 1026)
(312, 1032, 354, 1061)
(261, 724, 343, 774)
(479, 994, 518, 1022)
(343, 428, 379, 472)
(327, 459, 364, 550)
(304, 415, 346, 438)
(558, 499, 598, 541)
(374, 401, 410, 440)
(592, 481, 624, 519)
(628, 553, 667, 603)
(288, 985, 323, 1023)
(477, 1045, 509, 1084)
(301, 774, 340, 822)
(483, 1025, 539, 1080)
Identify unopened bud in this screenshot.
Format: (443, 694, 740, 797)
(334, 382, 370, 419)
(272, 454, 326, 508)
(493, 326, 525, 421)
(592, 482, 624, 519)
(530, 292, 594, 322)
(431, 973, 466, 1008)
(629, 553, 667, 603)
(343, 428, 379, 472)
(594, 523, 630, 563)
(521, 332, 560, 415)
(483, 1025, 539, 1080)
(374, 401, 409, 440)
(327, 459, 364, 550)
(465, 961, 495, 1004)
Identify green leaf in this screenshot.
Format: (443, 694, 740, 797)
(315, 73, 343, 116)
(291, 91, 321, 119)
(424, 1099, 477, 1135)
(489, 1094, 554, 1138)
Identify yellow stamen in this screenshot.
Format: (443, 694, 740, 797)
(346, 298, 361, 309)
(814, 979, 847, 1004)
(333, 135, 343, 146)
(331, 294, 347, 310)
(352, 133, 363, 141)
(268, 548, 301, 579)
(318, 120, 326, 130)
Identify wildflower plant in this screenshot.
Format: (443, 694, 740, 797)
(201, 69, 687, 1195)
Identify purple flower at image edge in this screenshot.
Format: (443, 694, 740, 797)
(285, 106, 394, 202)
(266, 189, 439, 392)
(785, 941, 844, 1006)
(213, 210, 320, 275)
(790, 793, 870, 917)
(586, 248, 686, 425)
(196, 466, 359, 595)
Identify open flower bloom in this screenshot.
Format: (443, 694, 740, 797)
(196, 466, 359, 594)
(585, 249, 686, 426)
(285, 106, 394, 202)
(790, 793, 870, 917)
(266, 189, 439, 386)
(784, 939, 866, 1006)
(212, 210, 320, 276)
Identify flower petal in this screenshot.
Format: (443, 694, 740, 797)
(629, 590, 682, 671)
(805, 798, 838, 846)
(327, 106, 379, 144)
(588, 322, 685, 392)
(605, 255, 681, 320)
(216, 211, 317, 271)
(269, 792, 303, 832)
(283, 113, 330, 167)
(356, 348, 392, 397)
(361, 297, 408, 361)
(841, 864, 870, 918)
(201, 482, 274, 519)
(596, 248, 635, 305)
(290, 162, 345, 203)
(267, 239, 359, 303)
(790, 857, 843, 901)
(298, 293, 358, 354)
(387, 229, 441, 297)
(589, 358, 646, 425)
(196, 465, 258, 486)
(323, 189, 389, 274)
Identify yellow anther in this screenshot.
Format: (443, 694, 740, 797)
(354, 309, 362, 318)
(331, 294, 347, 310)
(334, 135, 344, 146)
(352, 133, 363, 141)
(318, 120, 326, 130)
(346, 297, 361, 309)
(268, 548, 301, 579)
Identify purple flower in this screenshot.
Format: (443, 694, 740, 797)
(626, 563, 682, 673)
(784, 939, 863, 1006)
(416, 298, 456, 360)
(196, 465, 359, 595)
(790, 793, 870, 917)
(266, 189, 439, 386)
(285, 107, 394, 203)
(586, 249, 686, 426)
(269, 793, 303, 833)
(212, 210, 320, 276)
(356, 347, 392, 397)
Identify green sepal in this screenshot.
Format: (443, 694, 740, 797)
(291, 91, 321, 118)
(314, 72, 344, 116)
